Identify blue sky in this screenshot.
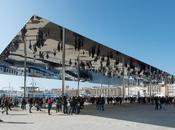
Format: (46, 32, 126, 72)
(0, 0, 175, 90)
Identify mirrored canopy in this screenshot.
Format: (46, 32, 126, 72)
(0, 15, 174, 85)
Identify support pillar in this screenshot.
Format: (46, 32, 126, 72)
(122, 58, 125, 100)
(62, 28, 65, 96)
(77, 54, 80, 96)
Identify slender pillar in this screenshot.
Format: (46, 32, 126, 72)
(108, 78, 110, 97)
(128, 77, 129, 96)
(122, 58, 125, 100)
(77, 54, 80, 96)
(164, 84, 167, 96)
(77, 78, 80, 96)
(100, 83, 102, 96)
(149, 66, 152, 97)
(23, 37, 27, 98)
(62, 28, 65, 96)
(165, 84, 168, 96)
(108, 77, 109, 97)
(149, 81, 152, 97)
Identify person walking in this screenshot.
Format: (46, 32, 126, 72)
(68, 97, 74, 115)
(35, 98, 42, 111)
(55, 97, 61, 113)
(21, 98, 27, 110)
(63, 96, 68, 114)
(2, 97, 9, 115)
(96, 97, 100, 111)
(28, 97, 33, 113)
(101, 97, 105, 111)
(155, 97, 159, 110)
(47, 98, 52, 115)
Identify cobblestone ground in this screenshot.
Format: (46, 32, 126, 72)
(0, 104, 175, 130)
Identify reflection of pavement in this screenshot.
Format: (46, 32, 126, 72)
(0, 104, 175, 130)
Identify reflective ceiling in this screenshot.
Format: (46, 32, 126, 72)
(0, 15, 174, 85)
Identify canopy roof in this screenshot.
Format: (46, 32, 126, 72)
(0, 15, 174, 85)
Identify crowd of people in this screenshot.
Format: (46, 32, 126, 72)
(88, 96, 175, 111)
(0, 95, 175, 122)
(0, 96, 85, 116)
(0, 97, 14, 115)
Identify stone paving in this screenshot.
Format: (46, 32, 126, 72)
(0, 103, 175, 130)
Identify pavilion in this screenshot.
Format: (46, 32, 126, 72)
(0, 15, 174, 97)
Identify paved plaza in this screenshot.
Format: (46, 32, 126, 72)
(0, 103, 175, 130)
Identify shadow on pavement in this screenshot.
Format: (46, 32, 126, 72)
(1, 121, 34, 124)
(8, 114, 28, 116)
(80, 103, 175, 128)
